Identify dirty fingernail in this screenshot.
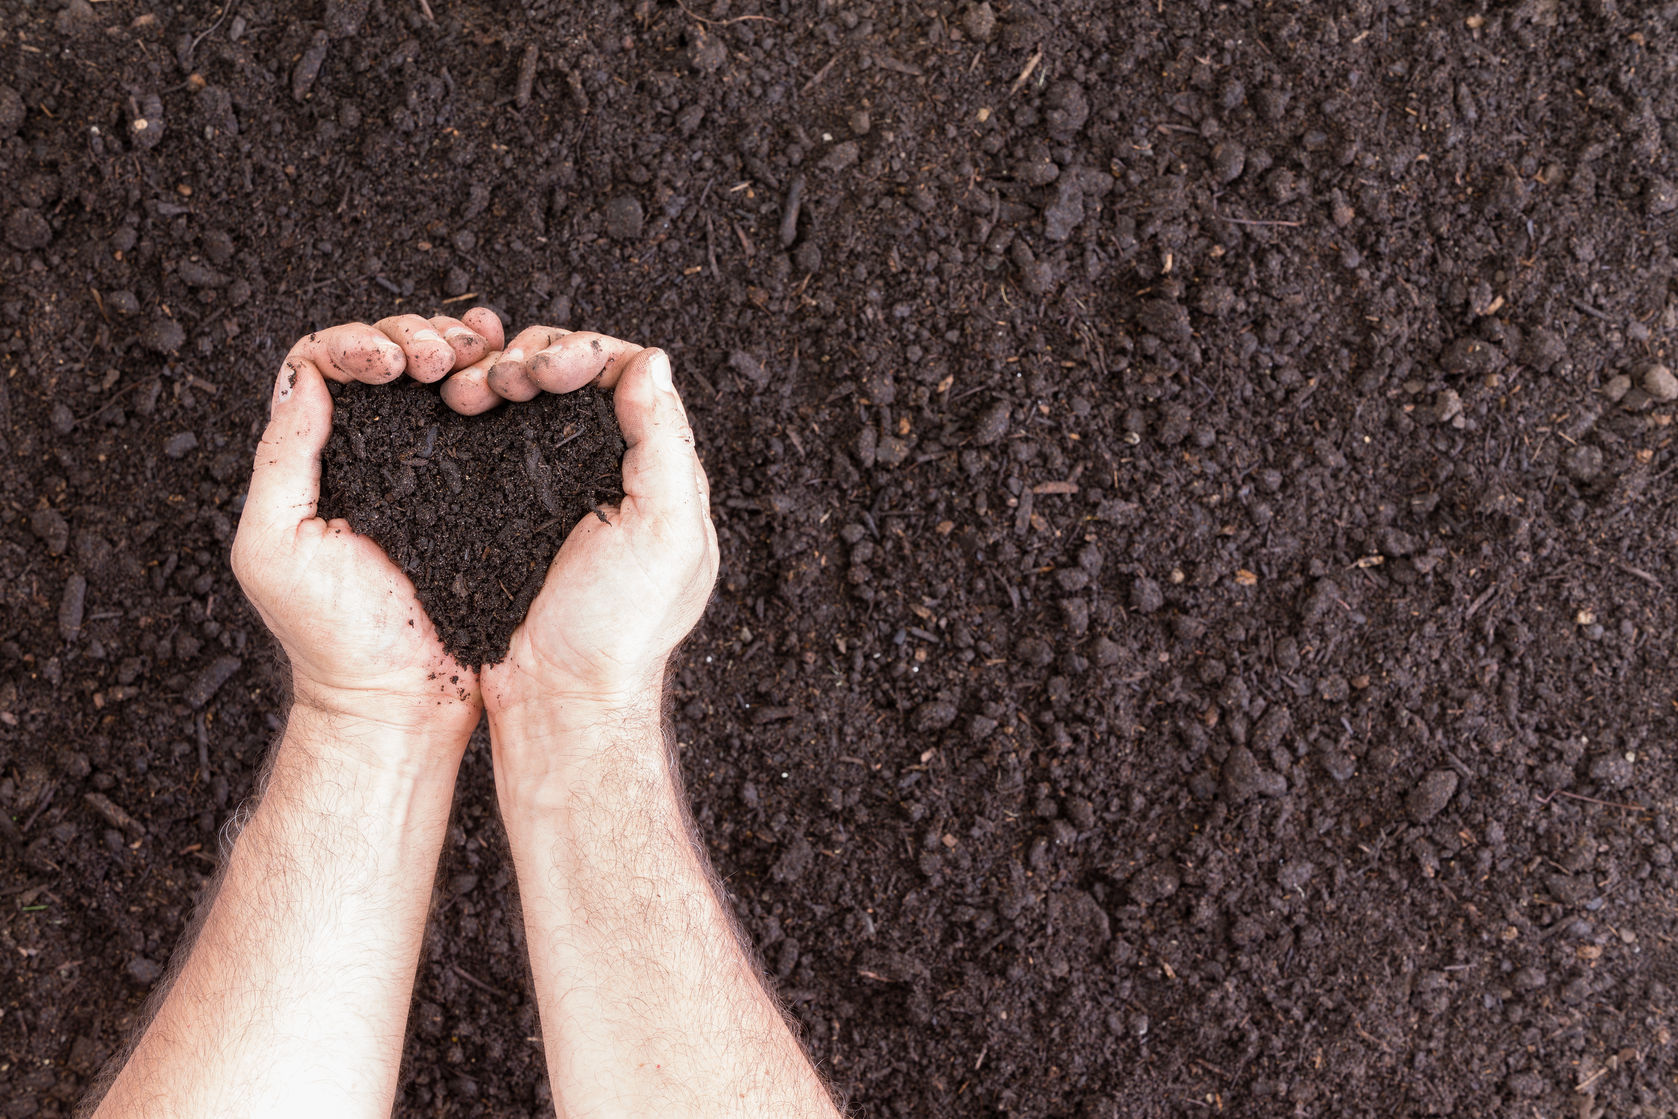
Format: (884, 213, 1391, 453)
(274, 361, 297, 403)
(413, 328, 442, 343)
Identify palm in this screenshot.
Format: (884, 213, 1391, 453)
(300, 520, 469, 687)
(246, 520, 478, 721)
(485, 496, 711, 709)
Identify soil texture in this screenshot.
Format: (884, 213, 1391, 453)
(5, 1, 1678, 1118)
(318, 381, 624, 667)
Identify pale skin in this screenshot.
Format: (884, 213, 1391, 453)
(87, 313, 840, 1119)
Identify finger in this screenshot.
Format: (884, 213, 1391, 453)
(440, 350, 504, 415)
(242, 355, 334, 538)
(374, 314, 455, 383)
(428, 315, 494, 370)
(529, 331, 644, 394)
(695, 456, 713, 514)
(462, 306, 506, 350)
(694, 454, 719, 571)
(488, 325, 566, 403)
(289, 322, 406, 385)
(615, 348, 703, 523)
(487, 361, 541, 402)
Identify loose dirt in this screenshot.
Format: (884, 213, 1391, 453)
(4, 2, 1678, 1116)
(318, 381, 624, 667)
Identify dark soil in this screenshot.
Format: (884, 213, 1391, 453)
(317, 380, 624, 667)
(5, 1, 1678, 1117)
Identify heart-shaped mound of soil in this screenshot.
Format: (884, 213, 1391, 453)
(317, 379, 625, 667)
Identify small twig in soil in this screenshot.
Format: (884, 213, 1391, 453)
(450, 964, 509, 998)
(1463, 582, 1499, 620)
(1576, 1066, 1611, 1093)
(1611, 560, 1663, 592)
(1351, 1017, 1393, 1054)
(1571, 299, 1613, 322)
(802, 50, 843, 94)
(21, 782, 58, 833)
(1537, 788, 1645, 812)
(185, 4, 233, 67)
(72, 377, 152, 424)
(416, 0, 435, 23)
(1009, 48, 1044, 95)
(441, 291, 479, 304)
(676, 0, 776, 25)
(1214, 213, 1303, 227)
(553, 427, 589, 451)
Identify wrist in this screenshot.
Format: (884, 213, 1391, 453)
(291, 673, 480, 747)
(486, 664, 665, 743)
(282, 700, 472, 781)
(488, 689, 668, 795)
(258, 705, 463, 871)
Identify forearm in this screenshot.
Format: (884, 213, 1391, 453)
(492, 703, 839, 1119)
(95, 706, 462, 1119)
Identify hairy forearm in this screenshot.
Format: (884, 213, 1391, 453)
(93, 706, 462, 1119)
(493, 705, 839, 1119)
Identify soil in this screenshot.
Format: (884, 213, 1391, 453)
(4, 1, 1678, 1117)
(317, 380, 624, 667)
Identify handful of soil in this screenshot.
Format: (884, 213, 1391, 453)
(317, 379, 625, 667)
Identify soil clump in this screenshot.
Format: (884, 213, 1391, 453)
(317, 382, 623, 667)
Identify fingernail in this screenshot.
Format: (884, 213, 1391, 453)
(445, 327, 475, 341)
(503, 348, 525, 363)
(274, 361, 297, 404)
(377, 338, 404, 364)
(649, 349, 673, 392)
(413, 328, 442, 343)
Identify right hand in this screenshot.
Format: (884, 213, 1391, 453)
(480, 343, 719, 733)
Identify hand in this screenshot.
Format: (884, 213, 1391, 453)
(231, 311, 504, 757)
(481, 344, 718, 731)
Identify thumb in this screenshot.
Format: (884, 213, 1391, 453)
(614, 349, 704, 525)
(242, 355, 334, 540)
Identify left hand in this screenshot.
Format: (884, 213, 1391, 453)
(231, 312, 503, 759)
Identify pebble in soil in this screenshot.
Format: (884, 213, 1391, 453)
(316, 380, 624, 667)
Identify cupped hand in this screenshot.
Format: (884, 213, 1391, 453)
(481, 344, 719, 727)
(231, 312, 502, 756)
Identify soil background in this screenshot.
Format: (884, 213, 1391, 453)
(4, 1, 1678, 1116)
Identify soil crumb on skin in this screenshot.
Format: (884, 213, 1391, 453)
(316, 381, 624, 666)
